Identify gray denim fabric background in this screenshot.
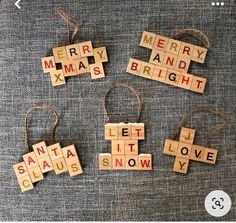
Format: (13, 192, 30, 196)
(0, 0, 235, 221)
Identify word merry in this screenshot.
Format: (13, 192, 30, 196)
(13, 141, 83, 192)
(127, 31, 208, 93)
(41, 41, 108, 86)
(99, 123, 152, 170)
(163, 127, 217, 174)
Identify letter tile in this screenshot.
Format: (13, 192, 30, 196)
(118, 124, 132, 140)
(90, 62, 105, 79)
(66, 159, 83, 176)
(162, 53, 178, 69)
(74, 57, 90, 74)
(126, 155, 139, 170)
(62, 60, 77, 77)
(139, 31, 156, 49)
(32, 141, 48, 159)
(99, 153, 112, 170)
(166, 39, 182, 55)
(13, 162, 29, 179)
(165, 69, 181, 86)
(41, 56, 56, 73)
(138, 62, 155, 79)
(66, 44, 81, 60)
(124, 140, 138, 155)
(112, 155, 126, 170)
(93, 46, 108, 62)
(153, 35, 169, 51)
(163, 139, 179, 156)
(191, 46, 208, 63)
(38, 156, 54, 173)
(176, 142, 192, 159)
(28, 165, 44, 183)
(126, 58, 142, 75)
(52, 46, 67, 63)
(179, 127, 196, 144)
(190, 145, 205, 162)
(105, 123, 118, 140)
(179, 42, 195, 59)
(78, 41, 93, 57)
(149, 49, 165, 66)
(47, 143, 64, 161)
(131, 123, 145, 140)
(175, 57, 191, 73)
(23, 152, 39, 169)
(62, 145, 79, 163)
(112, 140, 125, 155)
(50, 69, 66, 86)
(173, 156, 189, 174)
(152, 66, 167, 83)
(17, 175, 34, 192)
(190, 75, 207, 93)
(203, 148, 218, 164)
(177, 73, 194, 90)
(52, 157, 68, 175)
(138, 154, 152, 170)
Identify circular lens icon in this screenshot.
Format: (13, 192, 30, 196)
(205, 190, 232, 217)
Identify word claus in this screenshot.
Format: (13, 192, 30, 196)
(127, 31, 208, 93)
(41, 41, 108, 86)
(99, 123, 152, 170)
(163, 128, 218, 174)
(13, 141, 83, 192)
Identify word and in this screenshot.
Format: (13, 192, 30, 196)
(163, 127, 217, 174)
(127, 31, 208, 93)
(99, 123, 152, 170)
(13, 141, 83, 192)
(41, 41, 108, 86)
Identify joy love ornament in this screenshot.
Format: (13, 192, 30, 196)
(13, 106, 83, 192)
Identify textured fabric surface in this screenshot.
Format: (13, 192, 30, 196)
(0, 0, 235, 221)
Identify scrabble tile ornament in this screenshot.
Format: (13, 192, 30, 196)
(127, 30, 210, 93)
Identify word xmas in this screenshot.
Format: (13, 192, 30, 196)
(163, 128, 217, 174)
(13, 141, 83, 192)
(99, 123, 152, 170)
(127, 31, 208, 93)
(41, 41, 108, 86)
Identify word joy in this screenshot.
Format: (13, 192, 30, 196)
(13, 141, 83, 192)
(41, 41, 108, 86)
(127, 31, 208, 93)
(99, 123, 152, 170)
(163, 127, 218, 174)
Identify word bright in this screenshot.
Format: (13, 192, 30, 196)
(127, 31, 208, 93)
(99, 123, 152, 170)
(163, 127, 218, 174)
(13, 141, 83, 192)
(41, 41, 108, 86)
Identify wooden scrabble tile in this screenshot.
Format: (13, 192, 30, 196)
(164, 69, 181, 86)
(112, 155, 126, 170)
(177, 73, 194, 90)
(139, 61, 155, 79)
(38, 156, 53, 173)
(203, 147, 218, 164)
(173, 156, 189, 174)
(131, 123, 145, 140)
(62, 60, 77, 77)
(179, 42, 195, 59)
(162, 53, 178, 69)
(99, 153, 112, 170)
(52, 157, 68, 175)
(153, 34, 169, 52)
(66, 44, 81, 60)
(41, 56, 56, 73)
(191, 46, 208, 63)
(126, 155, 139, 170)
(190, 75, 207, 93)
(47, 143, 63, 161)
(139, 31, 156, 49)
(166, 39, 182, 55)
(163, 139, 179, 156)
(13, 162, 28, 179)
(179, 128, 196, 144)
(175, 57, 191, 73)
(50, 70, 66, 86)
(78, 41, 93, 57)
(23, 152, 39, 169)
(176, 142, 192, 159)
(52, 46, 67, 63)
(138, 154, 152, 170)
(32, 141, 48, 159)
(118, 124, 132, 140)
(152, 66, 167, 83)
(67, 159, 83, 176)
(90, 62, 105, 79)
(111, 140, 125, 155)
(124, 140, 138, 155)
(190, 145, 205, 162)
(28, 165, 44, 183)
(17, 175, 34, 192)
(74, 57, 90, 74)
(126, 58, 142, 75)
(105, 123, 118, 140)
(149, 49, 165, 66)
(62, 145, 79, 163)
(93, 47, 108, 62)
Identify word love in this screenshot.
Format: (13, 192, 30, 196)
(127, 31, 208, 93)
(163, 128, 218, 174)
(13, 141, 83, 192)
(41, 41, 108, 86)
(99, 123, 152, 170)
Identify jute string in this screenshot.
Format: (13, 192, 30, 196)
(103, 83, 142, 123)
